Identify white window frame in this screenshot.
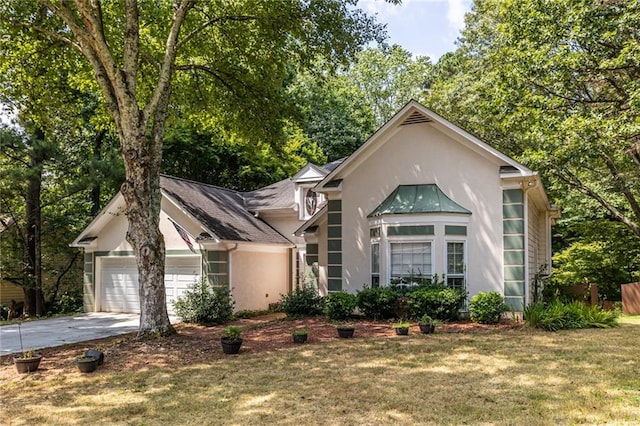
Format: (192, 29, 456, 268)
(445, 239, 466, 290)
(370, 239, 380, 287)
(387, 237, 434, 287)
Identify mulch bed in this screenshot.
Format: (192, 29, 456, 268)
(0, 315, 522, 382)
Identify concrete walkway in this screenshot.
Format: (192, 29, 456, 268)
(0, 313, 147, 356)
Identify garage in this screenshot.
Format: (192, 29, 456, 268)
(100, 256, 201, 314)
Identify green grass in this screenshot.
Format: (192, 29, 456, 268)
(2, 324, 640, 425)
(619, 314, 640, 325)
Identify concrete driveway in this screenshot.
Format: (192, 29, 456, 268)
(0, 313, 146, 356)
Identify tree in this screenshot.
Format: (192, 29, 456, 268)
(290, 70, 376, 161)
(549, 213, 640, 300)
(0, 8, 123, 317)
(162, 120, 326, 191)
(292, 45, 433, 161)
(429, 0, 640, 239)
(348, 45, 433, 126)
(1, 1, 385, 336)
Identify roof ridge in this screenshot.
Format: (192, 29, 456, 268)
(160, 174, 242, 196)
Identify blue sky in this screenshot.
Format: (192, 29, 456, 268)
(361, 0, 473, 60)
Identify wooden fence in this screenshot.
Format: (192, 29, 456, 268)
(622, 282, 640, 315)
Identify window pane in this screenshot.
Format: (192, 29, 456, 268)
(447, 242, 464, 274)
(446, 242, 465, 292)
(447, 276, 465, 289)
(371, 242, 380, 274)
(390, 242, 432, 280)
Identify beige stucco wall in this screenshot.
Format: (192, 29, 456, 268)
(91, 198, 207, 253)
(339, 122, 506, 298)
(259, 214, 304, 246)
(230, 245, 290, 311)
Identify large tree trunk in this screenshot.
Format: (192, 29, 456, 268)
(119, 122, 174, 338)
(40, 0, 192, 336)
(24, 128, 45, 317)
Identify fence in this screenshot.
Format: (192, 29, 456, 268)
(622, 282, 640, 315)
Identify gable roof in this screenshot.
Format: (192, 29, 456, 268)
(160, 175, 291, 245)
(244, 160, 343, 213)
(369, 185, 471, 217)
(71, 176, 294, 247)
(316, 100, 536, 192)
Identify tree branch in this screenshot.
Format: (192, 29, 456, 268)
(554, 167, 640, 236)
(601, 152, 640, 223)
(123, 0, 140, 100)
(38, 0, 121, 127)
(143, 0, 194, 125)
(176, 14, 256, 50)
(50, 251, 81, 307)
(175, 64, 238, 95)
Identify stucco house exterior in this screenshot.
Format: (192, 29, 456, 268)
(72, 100, 557, 314)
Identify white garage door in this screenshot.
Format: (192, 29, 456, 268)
(101, 256, 200, 314)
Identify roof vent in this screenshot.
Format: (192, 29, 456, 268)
(401, 111, 432, 126)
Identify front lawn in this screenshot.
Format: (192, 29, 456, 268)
(1, 321, 639, 425)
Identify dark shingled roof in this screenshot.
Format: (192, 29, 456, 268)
(160, 175, 292, 245)
(244, 178, 295, 211)
(244, 160, 345, 212)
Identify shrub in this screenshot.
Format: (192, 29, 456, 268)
(523, 300, 619, 331)
(324, 291, 357, 320)
(407, 285, 467, 320)
(356, 285, 400, 319)
(469, 291, 509, 324)
(51, 290, 84, 315)
(280, 285, 323, 318)
(173, 279, 234, 325)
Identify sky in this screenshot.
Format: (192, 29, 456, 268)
(360, 0, 474, 60)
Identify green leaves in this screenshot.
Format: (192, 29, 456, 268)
(428, 0, 640, 239)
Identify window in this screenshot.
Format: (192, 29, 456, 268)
(390, 242, 432, 285)
(371, 242, 380, 287)
(447, 242, 465, 289)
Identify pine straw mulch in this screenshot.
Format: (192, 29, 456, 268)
(0, 314, 523, 382)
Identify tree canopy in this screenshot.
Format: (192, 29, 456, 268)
(425, 0, 640, 294)
(429, 0, 640, 237)
(0, 0, 387, 334)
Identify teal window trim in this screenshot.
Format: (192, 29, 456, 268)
(444, 225, 467, 236)
(387, 225, 435, 236)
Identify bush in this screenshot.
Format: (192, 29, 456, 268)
(523, 300, 619, 331)
(173, 279, 234, 325)
(324, 292, 357, 320)
(51, 290, 84, 315)
(356, 285, 400, 320)
(280, 285, 323, 318)
(469, 291, 509, 324)
(407, 285, 467, 320)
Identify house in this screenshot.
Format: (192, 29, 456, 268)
(72, 100, 558, 314)
(0, 215, 24, 309)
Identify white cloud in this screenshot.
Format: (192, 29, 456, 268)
(446, 0, 467, 31)
(359, 0, 411, 18)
